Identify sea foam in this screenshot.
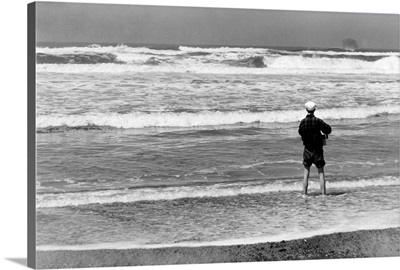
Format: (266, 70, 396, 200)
(36, 45, 400, 74)
(36, 176, 399, 208)
(36, 105, 399, 129)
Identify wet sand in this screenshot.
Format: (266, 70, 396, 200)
(36, 227, 400, 269)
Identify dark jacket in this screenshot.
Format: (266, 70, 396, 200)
(298, 113, 332, 151)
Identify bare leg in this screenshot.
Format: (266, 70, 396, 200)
(318, 167, 326, 195)
(303, 166, 310, 195)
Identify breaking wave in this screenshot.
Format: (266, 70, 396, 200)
(36, 105, 399, 130)
(36, 44, 400, 74)
(36, 176, 399, 208)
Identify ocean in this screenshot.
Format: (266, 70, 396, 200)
(35, 43, 400, 251)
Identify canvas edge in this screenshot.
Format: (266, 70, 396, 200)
(27, 2, 37, 269)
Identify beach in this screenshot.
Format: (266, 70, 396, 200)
(36, 227, 399, 268)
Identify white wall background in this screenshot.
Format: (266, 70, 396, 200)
(1, 1, 399, 270)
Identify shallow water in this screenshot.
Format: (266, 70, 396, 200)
(37, 184, 399, 249)
(35, 45, 399, 249)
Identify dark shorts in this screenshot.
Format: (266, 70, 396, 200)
(303, 148, 325, 168)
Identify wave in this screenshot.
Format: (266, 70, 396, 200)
(222, 56, 266, 68)
(36, 45, 400, 74)
(36, 56, 400, 74)
(265, 55, 399, 71)
(36, 176, 399, 208)
(36, 105, 399, 130)
(37, 221, 400, 250)
(36, 44, 399, 58)
(37, 214, 400, 250)
(301, 53, 385, 62)
(36, 52, 124, 64)
(36, 44, 184, 58)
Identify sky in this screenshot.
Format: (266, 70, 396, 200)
(35, 2, 399, 50)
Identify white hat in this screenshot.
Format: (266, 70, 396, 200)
(305, 101, 316, 111)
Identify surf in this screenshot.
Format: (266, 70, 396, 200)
(36, 104, 399, 130)
(36, 175, 399, 208)
(36, 44, 400, 74)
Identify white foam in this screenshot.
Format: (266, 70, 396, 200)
(36, 176, 399, 208)
(235, 159, 302, 169)
(179, 46, 269, 53)
(267, 55, 400, 72)
(36, 57, 400, 74)
(301, 50, 399, 56)
(36, 44, 183, 56)
(36, 209, 399, 251)
(36, 44, 400, 74)
(36, 105, 400, 129)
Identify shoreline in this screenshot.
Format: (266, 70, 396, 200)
(36, 227, 400, 269)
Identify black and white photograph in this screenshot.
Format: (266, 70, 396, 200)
(1, 1, 400, 270)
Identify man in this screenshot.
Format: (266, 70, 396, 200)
(298, 101, 332, 196)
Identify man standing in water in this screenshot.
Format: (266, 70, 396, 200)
(298, 101, 332, 195)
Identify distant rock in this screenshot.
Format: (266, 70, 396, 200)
(342, 38, 358, 51)
(36, 52, 125, 64)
